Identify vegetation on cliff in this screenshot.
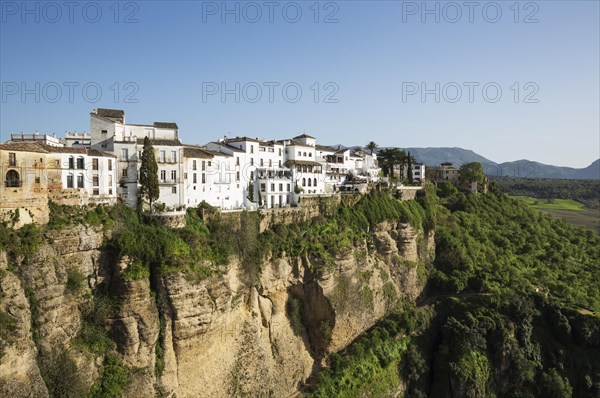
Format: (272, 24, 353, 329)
(310, 187, 600, 398)
(2, 184, 598, 398)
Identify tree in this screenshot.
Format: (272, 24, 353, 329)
(459, 162, 485, 189)
(138, 137, 159, 211)
(366, 141, 378, 155)
(407, 151, 413, 183)
(378, 148, 405, 180)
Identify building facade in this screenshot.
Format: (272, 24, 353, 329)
(2, 108, 392, 218)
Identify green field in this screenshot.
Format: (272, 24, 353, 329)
(510, 196, 586, 210)
(510, 195, 599, 234)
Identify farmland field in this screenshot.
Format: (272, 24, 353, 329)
(510, 196, 599, 233)
(510, 196, 586, 210)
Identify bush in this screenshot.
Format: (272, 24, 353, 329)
(66, 268, 86, 293)
(90, 352, 130, 398)
(286, 295, 304, 336)
(40, 348, 89, 398)
(121, 261, 150, 281)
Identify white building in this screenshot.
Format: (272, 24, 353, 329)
(89, 108, 184, 209)
(4, 108, 387, 214)
(10, 133, 63, 147)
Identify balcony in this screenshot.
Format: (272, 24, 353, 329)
(158, 157, 178, 164)
(159, 179, 181, 185)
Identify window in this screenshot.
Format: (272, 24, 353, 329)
(77, 175, 84, 188)
(77, 157, 84, 169)
(108, 175, 112, 185)
(287, 184, 290, 191)
(298, 151, 301, 156)
(171, 150, 177, 163)
(35, 177, 40, 184)
(208, 161, 211, 167)
(308, 179, 312, 187)
(101, 129, 107, 134)
(260, 183, 266, 192)
(279, 160, 282, 168)
(92, 158, 98, 170)
(160, 150, 166, 163)
(193, 160, 197, 170)
(236, 171, 240, 181)
(68, 157, 74, 169)
(314, 178, 317, 187)
(271, 183, 275, 191)
(250, 171, 254, 180)
(236, 157, 240, 166)
(309, 153, 312, 157)
(108, 159, 112, 170)
(202, 161, 206, 171)
(260, 159, 264, 167)
(93, 176, 99, 187)
(250, 158, 254, 166)
(193, 173, 197, 183)
(303, 152, 307, 157)
(279, 183, 283, 191)
(269, 160, 272, 167)
(171, 170, 177, 180)
(66, 175, 73, 188)
(278, 148, 282, 156)
(302, 178, 306, 186)
(109, 188, 113, 195)
(122, 168, 128, 178)
(121, 149, 128, 161)
(101, 144, 107, 149)
(93, 189, 99, 195)
(8, 153, 16, 166)
(172, 187, 177, 193)
(202, 174, 206, 183)
(161, 170, 166, 181)
(250, 145, 254, 153)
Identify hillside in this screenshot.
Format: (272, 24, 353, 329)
(311, 188, 600, 398)
(1, 190, 598, 398)
(402, 147, 599, 180)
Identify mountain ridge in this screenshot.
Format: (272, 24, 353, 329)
(372, 146, 599, 180)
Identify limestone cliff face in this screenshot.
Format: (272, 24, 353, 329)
(0, 220, 433, 398)
(0, 225, 107, 397)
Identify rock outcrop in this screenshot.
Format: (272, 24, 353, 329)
(0, 218, 433, 397)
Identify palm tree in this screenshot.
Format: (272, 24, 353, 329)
(366, 141, 378, 155)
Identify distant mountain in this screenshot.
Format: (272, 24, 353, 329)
(404, 147, 493, 167)
(573, 159, 600, 180)
(393, 147, 599, 180)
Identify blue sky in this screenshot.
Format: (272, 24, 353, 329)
(1, 0, 598, 168)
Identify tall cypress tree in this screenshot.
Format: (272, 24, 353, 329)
(138, 136, 159, 211)
(407, 151, 413, 183)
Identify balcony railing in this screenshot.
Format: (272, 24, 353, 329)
(158, 157, 178, 164)
(159, 178, 181, 185)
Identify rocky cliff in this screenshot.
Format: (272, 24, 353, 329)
(0, 208, 434, 397)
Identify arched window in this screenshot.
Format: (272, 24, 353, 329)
(308, 178, 312, 187)
(314, 178, 317, 187)
(5, 170, 20, 187)
(302, 178, 306, 187)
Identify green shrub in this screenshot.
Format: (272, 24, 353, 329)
(90, 352, 130, 398)
(286, 295, 305, 336)
(40, 348, 89, 398)
(66, 268, 86, 293)
(121, 261, 150, 281)
(0, 310, 18, 358)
